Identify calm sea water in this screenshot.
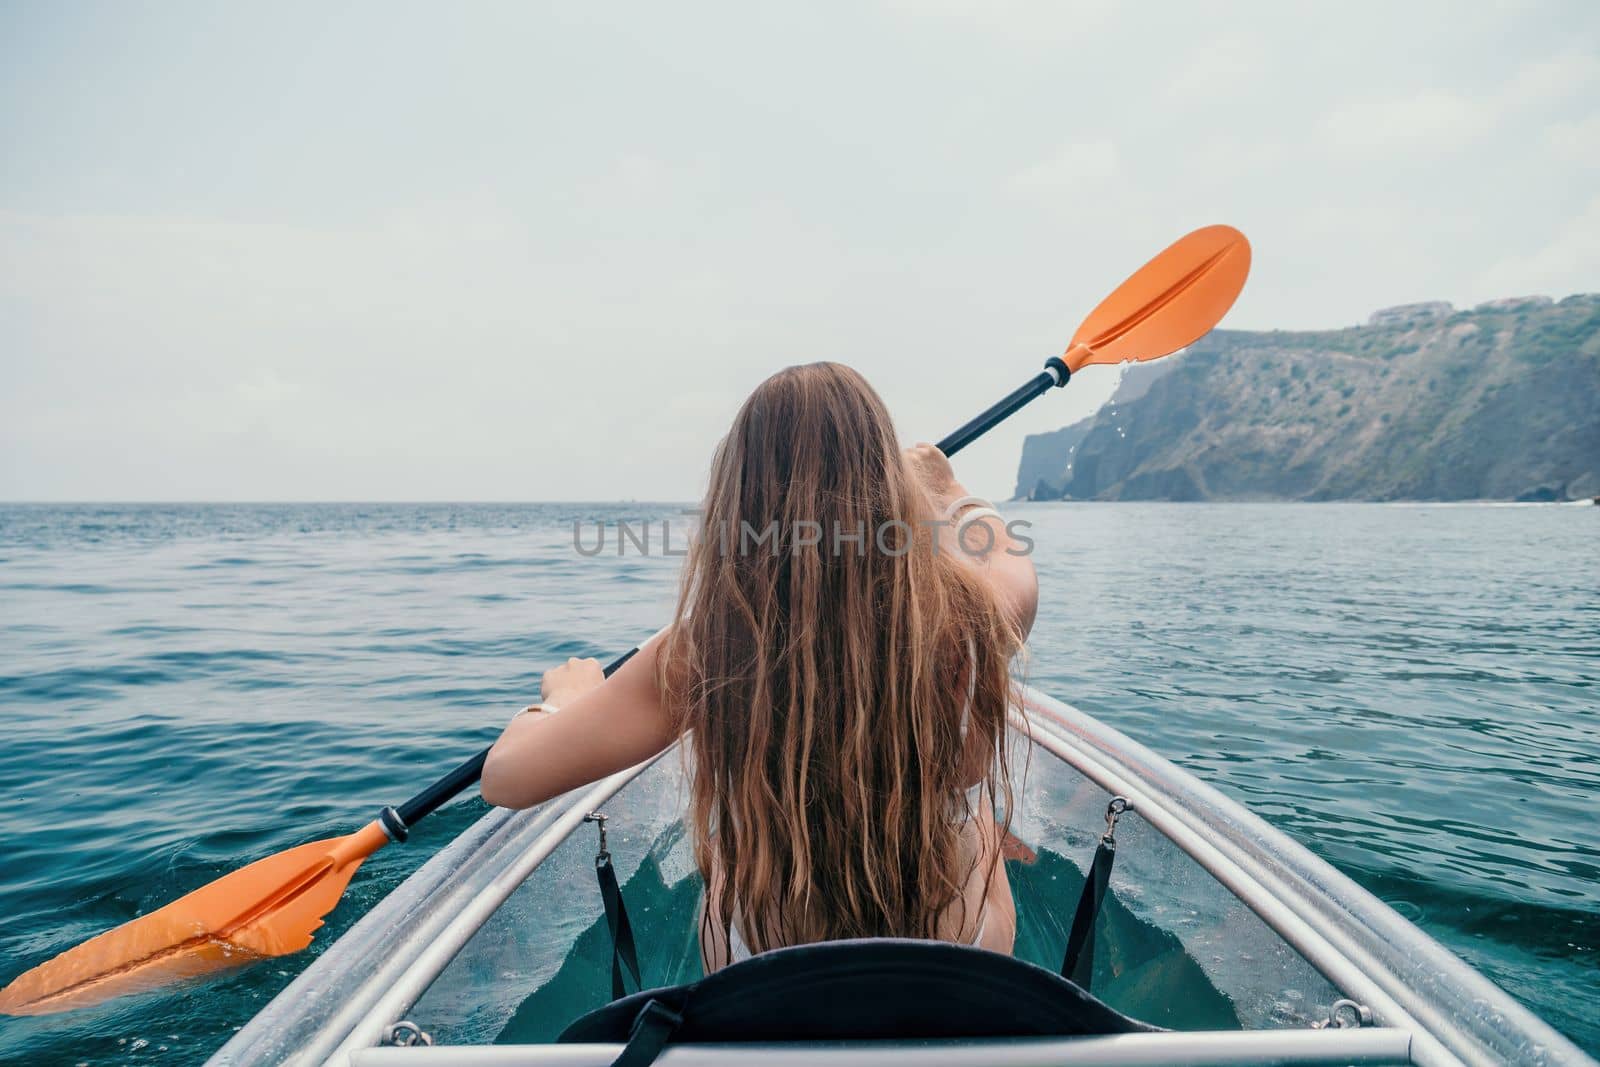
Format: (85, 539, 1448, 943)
(0, 502, 1595, 1063)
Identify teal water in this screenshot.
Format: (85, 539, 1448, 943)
(0, 502, 1595, 1062)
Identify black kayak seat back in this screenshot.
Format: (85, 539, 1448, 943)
(559, 938, 1160, 1047)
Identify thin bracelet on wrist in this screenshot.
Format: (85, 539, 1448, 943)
(945, 495, 999, 522)
(940, 495, 992, 521)
(953, 505, 1004, 526)
(513, 702, 561, 720)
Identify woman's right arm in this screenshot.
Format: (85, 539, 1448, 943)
(480, 636, 678, 810)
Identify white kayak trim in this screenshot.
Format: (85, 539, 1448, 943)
(210, 687, 1594, 1067)
(349, 1027, 1416, 1066)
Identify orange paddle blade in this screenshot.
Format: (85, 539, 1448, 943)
(1064, 224, 1251, 372)
(0, 821, 389, 1016)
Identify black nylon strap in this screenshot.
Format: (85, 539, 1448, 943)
(596, 851, 642, 1001)
(1061, 837, 1115, 988)
(609, 999, 683, 1067)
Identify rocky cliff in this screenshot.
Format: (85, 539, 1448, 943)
(1015, 294, 1600, 502)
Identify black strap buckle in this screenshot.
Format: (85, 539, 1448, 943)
(612, 1000, 685, 1067)
(629, 999, 683, 1040)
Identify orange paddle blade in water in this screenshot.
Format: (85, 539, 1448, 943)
(0, 821, 389, 1016)
(1063, 224, 1251, 372)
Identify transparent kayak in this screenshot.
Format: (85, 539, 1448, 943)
(211, 688, 1593, 1067)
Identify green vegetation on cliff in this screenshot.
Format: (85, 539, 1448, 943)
(1015, 295, 1600, 502)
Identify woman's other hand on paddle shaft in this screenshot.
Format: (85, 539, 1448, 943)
(904, 443, 968, 513)
(543, 657, 605, 707)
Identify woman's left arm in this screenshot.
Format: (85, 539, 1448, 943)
(480, 636, 677, 810)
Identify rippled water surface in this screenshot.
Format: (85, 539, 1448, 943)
(1, 502, 1595, 1062)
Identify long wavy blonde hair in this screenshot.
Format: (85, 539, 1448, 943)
(658, 362, 1020, 958)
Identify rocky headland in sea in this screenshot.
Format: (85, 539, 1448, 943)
(1014, 294, 1599, 503)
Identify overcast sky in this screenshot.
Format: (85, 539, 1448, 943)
(2, 1, 1596, 502)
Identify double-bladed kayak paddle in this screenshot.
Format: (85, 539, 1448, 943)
(0, 223, 1250, 1016)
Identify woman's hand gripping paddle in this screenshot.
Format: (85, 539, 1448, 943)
(0, 224, 1250, 1016)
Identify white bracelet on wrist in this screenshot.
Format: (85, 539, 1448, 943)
(944, 495, 997, 522)
(514, 702, 560, 720)
(953, 506, 1004, 526)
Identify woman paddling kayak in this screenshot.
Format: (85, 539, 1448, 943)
(481, 361, 1039, 970)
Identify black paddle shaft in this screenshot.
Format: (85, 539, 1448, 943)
(385, 355, 1075, 838)
(386, 647, 640, 835)
(936, 357, 1071, 458)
